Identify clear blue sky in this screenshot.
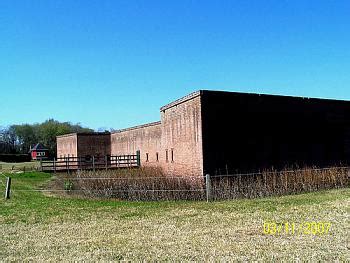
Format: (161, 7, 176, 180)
(1, 0, 349, 130)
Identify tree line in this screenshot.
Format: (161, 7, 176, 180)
(0, 119, 93, 156)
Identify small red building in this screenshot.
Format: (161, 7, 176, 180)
(30, 143, 49, 160)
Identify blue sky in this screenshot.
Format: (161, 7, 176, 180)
(1, 0, 349, 130)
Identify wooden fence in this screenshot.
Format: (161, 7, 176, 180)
(41, 151, 141, 172)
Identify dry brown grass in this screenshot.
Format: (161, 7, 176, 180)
(0, 172, 349, 261)
(1, 188, 349, 261)
(60, 167, 205, 201)
(53, 166, 349, 201)
(212, 166, 349, 200)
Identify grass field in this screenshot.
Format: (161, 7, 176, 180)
(0, 172, 349, 261)
(0, 161, 40, 173)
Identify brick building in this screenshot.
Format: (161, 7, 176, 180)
(57, 90, 350, 176)
(57, 132, 110, 159)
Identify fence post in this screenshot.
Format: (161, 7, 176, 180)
(53, 158, 56, 173)
(40, 159, 43, 171)
(92, 156, 95, 172)
(105, 156, 108, 170)
(5, 177, 11, 199)
(206, 174, 211, 202)
(136, 150, 141, 167)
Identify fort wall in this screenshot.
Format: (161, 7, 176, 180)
(57, 133, 110, 159)
(57, 134, 77, 158)
(111, 122, 162, 167)
(160, 92, 203, 176)
(77, 133, 111, 158)
(109, 93, 204, 176)
(56, 90, 350, 177)
(201, 90, 350, 174)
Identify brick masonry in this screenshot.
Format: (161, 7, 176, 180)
(56, 92, 204, 176)
(160, 93, 203, 176)
(77, 133, 111, 158)
(110, 93, 203, 176)
(57, 132, 110, 159)
(57, 90, 350, 177)
(111, 122, 162, 166)
(57, 134, 78, 158)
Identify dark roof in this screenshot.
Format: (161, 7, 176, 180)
(30, 143, 48, 152)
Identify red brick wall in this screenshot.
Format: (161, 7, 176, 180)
(110, 95, 204, 177)
(77, 134, 111, 158)
(160, 95, 203, 176)
(56, 92, 204, 177)
(111, 122, 161, 167)
(57, 134, 78, 158)
(57, 133, 110, 159)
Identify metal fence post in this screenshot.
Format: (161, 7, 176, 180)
(206, 174, 211, 202)
(136, 150, 141, 167)
(53, 158, 56, 173)
(40, 159, 43, 171)
(105, 156, 108, 170)
(5, 177, 11, 199)
(92, 156, 95, 172)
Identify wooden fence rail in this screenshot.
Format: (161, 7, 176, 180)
(41, 151, 141, 172)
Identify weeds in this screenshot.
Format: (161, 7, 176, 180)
(211, 167, 349, 200)
(55, 166, 349, 201)
(65, 167, 205, 201)
(63, 180, 73, 191)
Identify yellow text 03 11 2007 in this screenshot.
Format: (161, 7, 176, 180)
(263, 222, 331, 235)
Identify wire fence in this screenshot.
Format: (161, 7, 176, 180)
(4, 166, 350, 201)
(210, 166, 350, 178)
(58, 175, 202, 180)
(8, 167, 206, 200)
(210, 166, 349, 200)
(12, 189, 205, 193)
